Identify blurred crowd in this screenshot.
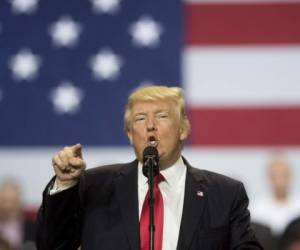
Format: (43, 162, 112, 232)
(0, 153, 299, 250)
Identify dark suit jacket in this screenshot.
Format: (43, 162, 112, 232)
(36, 158, 262, 250)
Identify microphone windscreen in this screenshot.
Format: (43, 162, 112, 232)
(143, 146, 158, 159)
(142, 146, 159, 177)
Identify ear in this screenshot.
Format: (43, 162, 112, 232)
(179, 127, 188, 141)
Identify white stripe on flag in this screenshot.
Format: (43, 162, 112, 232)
(185, 0, 300, 3)
(183, 46, 300, 106)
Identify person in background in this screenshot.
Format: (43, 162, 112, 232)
(251, 222, 275, 250)
(279, 217, 300, 250)
(251, 154, 300, 238)
(0, 180, 36, 250)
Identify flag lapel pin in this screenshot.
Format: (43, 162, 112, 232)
(196, 191, 204, 197)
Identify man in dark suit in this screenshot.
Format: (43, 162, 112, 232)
(36, 85, 262, 250)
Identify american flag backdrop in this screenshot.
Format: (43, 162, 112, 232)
(1, 0, 300, 208)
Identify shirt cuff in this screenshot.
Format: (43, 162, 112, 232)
(49, 179, 77, 195)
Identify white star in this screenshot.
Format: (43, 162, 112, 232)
(49, 16, 82, 48)
(50, 81, 84, 115)
(9, 0, 39, 15)
(89, 48, 123, 81)
(9, 48, 41, 81)
(129, 15, 163, 48)
(90, 0, 121, 14)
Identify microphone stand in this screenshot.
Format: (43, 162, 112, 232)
(145, 156, 157, 250)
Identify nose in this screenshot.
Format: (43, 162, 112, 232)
(146, 117, 157, 132)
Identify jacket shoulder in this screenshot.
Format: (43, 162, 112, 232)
(183, 156, 241, 188)
(202, 169, 241, 187)
(188, 165, 244, 198)
(188, 161, 241, 184)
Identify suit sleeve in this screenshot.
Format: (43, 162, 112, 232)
(229, 183, 263, 250)
(36, 178, 82, 250)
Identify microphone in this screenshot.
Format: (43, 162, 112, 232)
(142, 146, 159, 178)
(142, 146, 159, 250)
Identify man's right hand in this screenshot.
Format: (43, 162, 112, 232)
(52, 143, 86, 189)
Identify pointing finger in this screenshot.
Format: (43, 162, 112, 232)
(70, 143, 83, 158)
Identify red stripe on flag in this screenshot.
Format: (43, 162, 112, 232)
(189, 107, 300, 146)
(186, 3, 300, 45)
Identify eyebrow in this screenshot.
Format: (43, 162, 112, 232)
(133, 110, 169, 116)
(133, 112, 147, 117)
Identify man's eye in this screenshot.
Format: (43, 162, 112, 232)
(157, 113, 168, 118)
(135, 116, 145, 122)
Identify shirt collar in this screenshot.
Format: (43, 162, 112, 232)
(138, 156, 186, 187)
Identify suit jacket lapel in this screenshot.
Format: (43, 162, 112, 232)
(114, 160, 139, 250)
(177, 158, 207, 250)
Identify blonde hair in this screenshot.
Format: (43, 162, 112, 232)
(124, 85, 191, 135)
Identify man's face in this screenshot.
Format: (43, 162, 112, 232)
(269, 162, 291, 195)
(127, 100, 187, 169)
(0, 183, 22, 220)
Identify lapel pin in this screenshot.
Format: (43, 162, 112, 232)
(196, 191, 204, 197)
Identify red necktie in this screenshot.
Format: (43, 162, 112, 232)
(140, 174, 164, 250)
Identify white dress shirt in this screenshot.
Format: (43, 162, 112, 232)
(138, 156, 187, 250)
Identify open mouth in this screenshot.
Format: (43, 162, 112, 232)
(148, 136, 158, 147)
